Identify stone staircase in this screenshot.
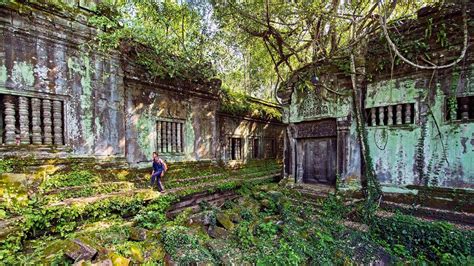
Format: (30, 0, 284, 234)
(0, 159, 282, 242)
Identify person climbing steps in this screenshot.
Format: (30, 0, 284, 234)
(150, 151, 168, 192)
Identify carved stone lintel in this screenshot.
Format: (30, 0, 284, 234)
(396, 104, 403, 125)
(19, 96, 30, 145)
(53, 100, 63, 145)
(42, 99, 53, 145)
(405, 104, 412, 124)
(4, 95, 16, 145)
(378, 106, 385, 126)
(31, 98, 42, 145)
(387, 106, 393, 125)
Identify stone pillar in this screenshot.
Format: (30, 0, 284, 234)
(396, 104, 403, 125)
(378, 106, 385, 126)
(157, 121, 162, 153)
(4, 95, 16, 145)
(176, 122, 181, 153)
(370, 108, 376, 126)
(31, 98, 42, 145)
(53, 100, 63, 145)
(387, 106, 393, 125)
(42, 99, 53, 145)
(18, 96, 30, 145)
(405, 104, 412, 124)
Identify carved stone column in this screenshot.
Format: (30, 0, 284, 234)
(31, 98, 42, 145)
(396, 104, 403, 125)
(18, 96, 30, 145)
(370, 108, 376, 126)
(53, 100, 63, 145)
(387, 106, 393, 125)
(405, 104, 412, 124)
(378, 106, 385, 126)
(4, 95, 16, 145)
(42, 99, 53, 145)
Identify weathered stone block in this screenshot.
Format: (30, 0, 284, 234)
(64, 239, 98, 261)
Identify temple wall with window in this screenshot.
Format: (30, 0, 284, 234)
(0, 2, 221, 165)
(217, 113, 285, 162)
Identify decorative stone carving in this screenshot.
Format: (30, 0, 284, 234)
(387, 106, 393, 125)
(53, 100, 63, 145)
(405, 104, 412, 124)
(396, 104, 403, 125)
(18, 96, 30, 145)
(31, 98, 42, 145)
(42, 99, 53, 145)
(378, 106, 385, 126)
(4, 95, 16, 145)
(370, 108, 376, 126)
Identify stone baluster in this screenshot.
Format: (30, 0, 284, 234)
(405, 104, 412, 124)
(162, 122, 168, 153)
(370, 108, 376, 126)
(460, 97, 469, 121)
(167, 122, 172, 152)
(53, 100, 63, 145)
(176, 122, 181, 153)
(396, 104, 403, 125)
(171, 123, 175, 153)
(157, 121, 162, 153)
(31, 98, 42, 145)
(42, 99, 53, 145)
(4, 95, 16, 145)
(387, 106, 394, 125)
(378, 106, 385, 126)
(18, 96, 30, 145)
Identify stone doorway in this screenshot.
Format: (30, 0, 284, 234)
(301, 137, 337, 184)
(293, 118, 338, 186)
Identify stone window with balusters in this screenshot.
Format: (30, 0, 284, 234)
(0, 93, 65, 146)
(365, 103, 415, 127)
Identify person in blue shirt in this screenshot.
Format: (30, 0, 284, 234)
(150, 152, 167, 192)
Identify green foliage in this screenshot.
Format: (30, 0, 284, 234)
(371, 213, 474, 262)
(220, 87, 282, 120)
(89, 0, 215, 81)
(133, 195, 176, 229)
(41, 170, 100, 190)
(0, 158, 13, 174)
(160, 226, 214, 264)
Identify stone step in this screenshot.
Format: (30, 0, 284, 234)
(47, 173, 280, 208)
(44, 181, 136, 195)
(380, 201, 474, 226)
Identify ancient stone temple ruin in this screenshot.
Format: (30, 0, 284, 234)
(279, 4, 474, 190)
(0, 1, 284, 166)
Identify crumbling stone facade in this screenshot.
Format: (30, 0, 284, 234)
(280, 4, 474, 190)
(0, 1, 284, 166)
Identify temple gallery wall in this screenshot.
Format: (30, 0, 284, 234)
(0, 1, 473, 192)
